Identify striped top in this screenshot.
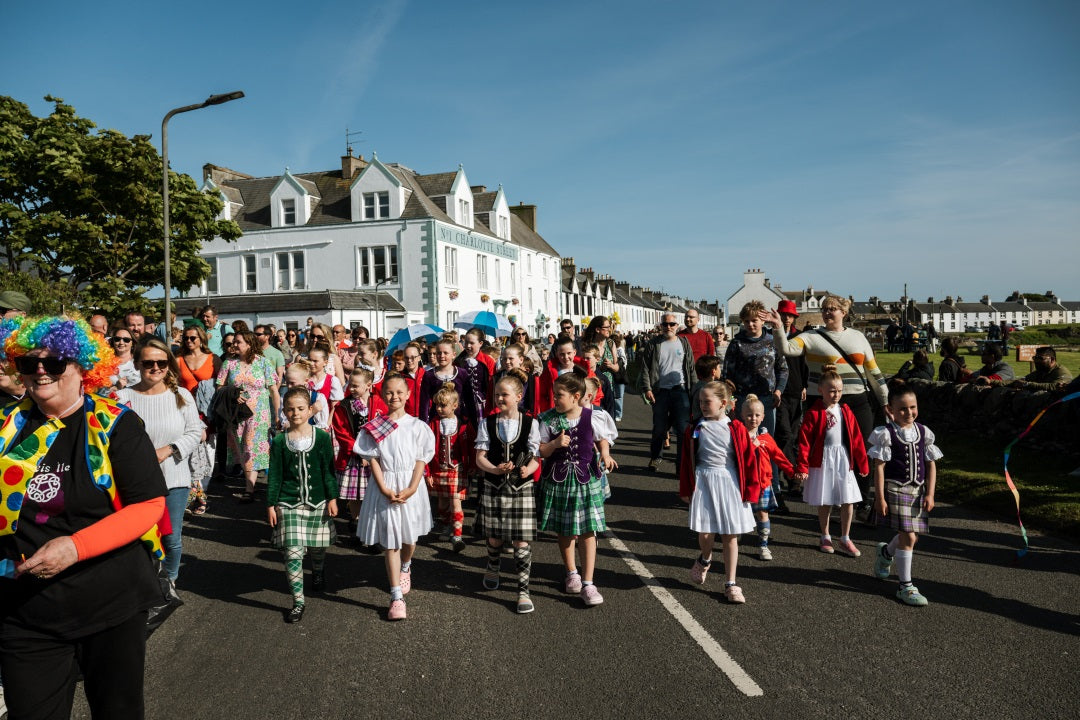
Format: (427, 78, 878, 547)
(773, 328, 888, 405)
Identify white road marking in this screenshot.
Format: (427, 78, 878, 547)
(604, 531, 765, 697)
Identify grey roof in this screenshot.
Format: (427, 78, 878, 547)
(1061, 301, 1080, 310)
(220, 185, 243, 205)
(294, 177, 320, 197)
(173, 290, 406, 316)
(954, 302, 994, 312)
(509, 213, 558, 256)
(994, 301, 1029, 313)
(612, 287, 636, 305)
(912, 302, 955, 315)
(851, 302, 886, 315)
(473, 191, 497, 212)
(414, 171, 457, 196)
(1027, 301, 1065, 311)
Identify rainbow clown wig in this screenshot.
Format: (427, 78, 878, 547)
(3, 316, 118, 392)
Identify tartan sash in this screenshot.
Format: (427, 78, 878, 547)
(363, 414, 398, 443)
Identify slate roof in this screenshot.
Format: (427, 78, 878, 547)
(954, 302, 995, 313)
(1028, 301, 1065, 312)
(473, 191, 497, 213)
(510, 213, 558, 256)
(994, 301, 1029, 314)
(414, 171, 457, 196)
(174, 291, 406, 316)
(1061, 301, 1080, 310)
(912, 302, 955, 315)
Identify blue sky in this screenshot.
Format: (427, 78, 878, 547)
(5, 0, 1079, 305)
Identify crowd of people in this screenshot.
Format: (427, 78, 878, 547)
(0, 293, 1073, 718)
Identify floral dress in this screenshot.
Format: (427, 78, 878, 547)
(218, 356, 276, 471)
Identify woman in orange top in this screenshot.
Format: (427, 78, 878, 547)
(177, 324, 221, 394)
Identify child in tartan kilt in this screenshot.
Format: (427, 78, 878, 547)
(474, 369, 541, 614)
(426, 384, 472, 553)
(331, 368, 387, 534)
(869, 381, 942, 607)
(354, 374, 436, 621)
(538, 371, 617, 607)
(268, 387, 339, 624)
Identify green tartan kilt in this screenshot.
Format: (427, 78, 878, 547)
(537, 472, 606, 536)
(271, 503, 337, 549)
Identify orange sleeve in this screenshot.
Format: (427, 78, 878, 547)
(70, 496, 167, 561)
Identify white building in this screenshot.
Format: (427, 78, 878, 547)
(180, 153, 562, 338)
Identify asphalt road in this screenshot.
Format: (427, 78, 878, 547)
(73, 394, 1080, 720)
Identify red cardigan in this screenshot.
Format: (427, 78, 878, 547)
(330, 395, 388, 472)
(795, 401, 869, 476)
(749, 431, 794, 486)
(678, 418, 761, 503)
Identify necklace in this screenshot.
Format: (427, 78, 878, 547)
(48, 396, 85, 420)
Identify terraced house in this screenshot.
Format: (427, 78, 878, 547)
(181, 151, 562, 337)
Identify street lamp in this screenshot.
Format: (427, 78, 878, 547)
(161, 91, 244, 334)
(373, 275, 398, 340)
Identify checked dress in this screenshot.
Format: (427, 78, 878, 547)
(537, 408, 610, 536)
(473, 414, 541, 541)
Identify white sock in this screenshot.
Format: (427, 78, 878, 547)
(887, 534, 900, 556)
(390, 586, 403, 601)
(894, 549, 913, 584)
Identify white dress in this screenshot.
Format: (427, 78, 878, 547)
(803, 404, 863, 506)
(688, 417, 755, 535)
(353, 414, 436, 548)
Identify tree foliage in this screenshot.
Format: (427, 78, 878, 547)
(0, 95, 241, 316)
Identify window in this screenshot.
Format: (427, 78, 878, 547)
(477, 255, 488, 290)
(357, 246, 398, 286)
(363, 191, 389, 220)
(282, 199, 296, 225)
(444, 247, 458, 286)
(446, 311, 458, 328)
(543, 257, 548, 277)
(205, 258, 219, 294)
(498, 215, 509, 238)
(528, 288, 533, 309)
(510, 263, 517, 294)
(494, 259, 501, 292)
(544, 289, 549, 309)
(458, 199, 471, 224)
(243, 254, 257, 292)
(276, 251, 305, 290)
(526, 254, 532, 275)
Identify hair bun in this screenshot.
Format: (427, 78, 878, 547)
(744, 393, 759, 403)
(442, 380, 456, 391)
(821, 363, 838, 374)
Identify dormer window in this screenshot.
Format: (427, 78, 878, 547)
(498, 215, 509, 238)
(458, 198, 471, 224)
(364, 191, 390, 220)
(282, 198, 296, 225)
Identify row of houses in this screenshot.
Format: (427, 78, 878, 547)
(728, 269, 1080, 333)
(177, 150, 720, 337)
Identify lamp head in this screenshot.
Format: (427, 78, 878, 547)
(203, 91, 245, 107)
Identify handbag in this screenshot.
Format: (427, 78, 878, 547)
(813, 329, 886, 426)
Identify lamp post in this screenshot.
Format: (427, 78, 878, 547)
(161, 91, 244, 334)
(373, 275, 398, 340)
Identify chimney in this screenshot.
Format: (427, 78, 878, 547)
(470, 185, 487, 194)
(980, 295, 990, 305)
(202, 163, 253, 185)
(1046, 291, 1057, 302)
(927, 296, 934, 304)
(341, 152, 366, 180)
(944, 295, 953, 306)
(510, 203, 537, 231)
(764, 278, 771, 288)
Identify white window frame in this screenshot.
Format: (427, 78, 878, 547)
(363, 191, 390, 220)
(281, 198, 296, 226)
(494, 259, 501, 292)
(510, 263, 517, 295)
(477, 255, 489, 290)
(446, 310, 459, 328)
(205, 257, 219, 295)
(444, 247, 458, 286)
(242, 254, 257, 293)
(276, 251, 306, 291)
(357, 245, 399, 286)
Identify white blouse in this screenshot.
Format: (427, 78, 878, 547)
(867, 424, 943, 462)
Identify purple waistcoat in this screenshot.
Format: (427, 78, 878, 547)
(545, 407, 601, 484)
(884, 422, 927, 487)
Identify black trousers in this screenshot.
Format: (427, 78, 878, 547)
(0, 611, 148, 720)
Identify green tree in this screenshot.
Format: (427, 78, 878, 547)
(0, 95, 241, 316)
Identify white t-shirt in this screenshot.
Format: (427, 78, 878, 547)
(657, 339, 685, 389)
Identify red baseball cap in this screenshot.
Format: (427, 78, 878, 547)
(777, 300, 799, 317)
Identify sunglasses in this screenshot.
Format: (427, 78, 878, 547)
(183, 335, 200, 341)
(14, 356, 71, 375)
(311, 334, 325, 340)
(111, 337, 132, 344)
(662, 322, 678, 327)
(140, 359, 170, 370)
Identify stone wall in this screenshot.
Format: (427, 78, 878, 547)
(902, 380, 1079, 455)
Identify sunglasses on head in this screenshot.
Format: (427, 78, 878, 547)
(140, 359, 169, 370)
(14, 356, 71, 375)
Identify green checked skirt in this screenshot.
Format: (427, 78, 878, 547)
(271, 503, 337, 549)
(537, 472, 606, 536)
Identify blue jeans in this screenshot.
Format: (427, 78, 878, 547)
(650, 387, 691, 470)
(162, 486, 189, 581)
(613, 382, 626, 420)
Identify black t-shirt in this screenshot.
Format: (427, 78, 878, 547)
(0, 404, 167, 639)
